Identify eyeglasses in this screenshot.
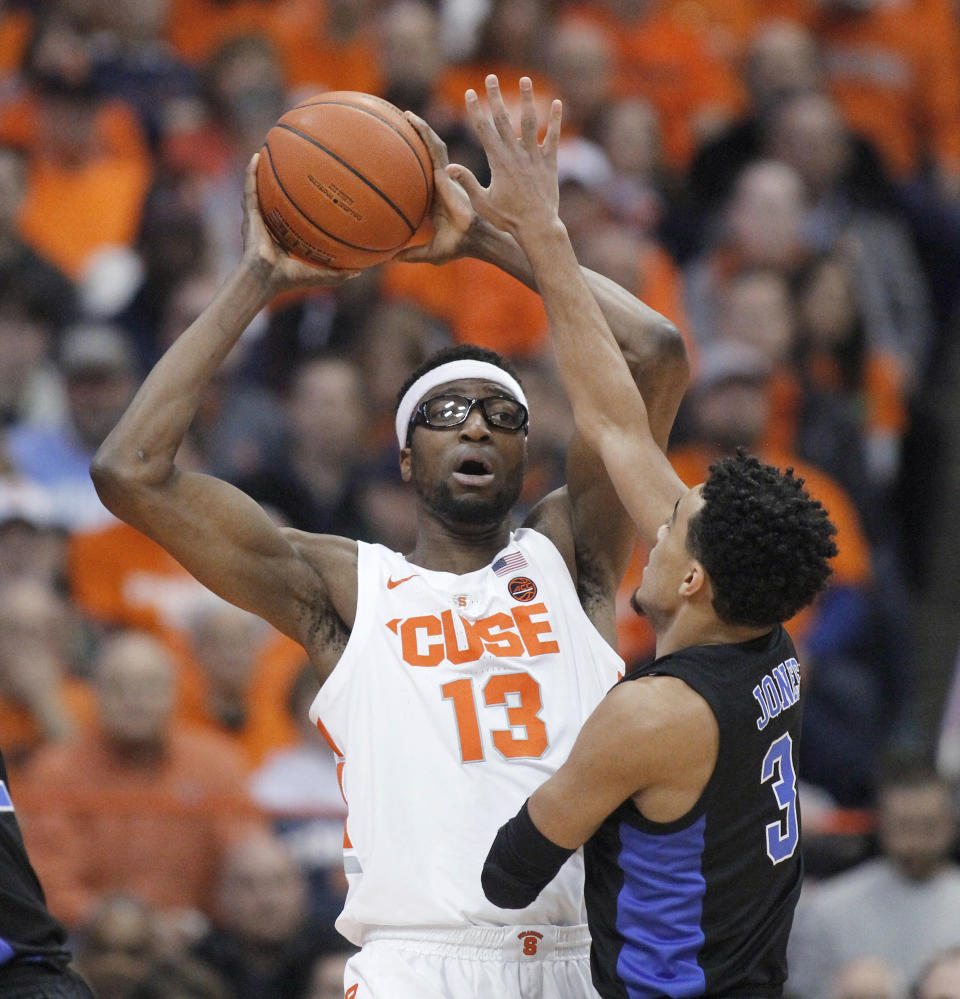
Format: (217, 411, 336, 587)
(406, 394, 529, 445)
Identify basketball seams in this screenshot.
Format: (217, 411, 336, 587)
(275, 122, 420, 233)
(291, 98, 432, 198)
(261, 141, 398, 257)
(256, 90, 434, 269)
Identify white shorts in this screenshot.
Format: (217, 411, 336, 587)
(342, 924, 600, 999)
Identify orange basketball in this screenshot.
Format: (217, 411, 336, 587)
(256, 91, 434, 270)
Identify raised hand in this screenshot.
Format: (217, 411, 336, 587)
(241, 153, 361, 289)
(392, 112, 476, 265)
(450, 75, 563, 242)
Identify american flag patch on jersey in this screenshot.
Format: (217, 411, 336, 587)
(493, 551, 527, 575)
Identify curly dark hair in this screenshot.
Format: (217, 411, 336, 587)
(394, 343, 523, 414)
(687, 451, 838, 627)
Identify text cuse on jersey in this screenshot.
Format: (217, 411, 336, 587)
(386, 604, 560, 667)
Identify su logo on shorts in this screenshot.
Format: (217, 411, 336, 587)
(518, 930, 544, 956)
(386, 604, 560, 667)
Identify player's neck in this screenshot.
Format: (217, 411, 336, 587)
(654, 609, 773, 659)
(406, 516, 513, 574)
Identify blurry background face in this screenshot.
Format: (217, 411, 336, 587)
(718, 272, 796, 367)
(188, 602, 264, 697)
(768, 94, 851, 199)
(0, 305, 51, 408)
(694, 379, 769, 452)
(287, 358, 366, 462)
(726, 162, 807, 269)
(216, 835, 307, 947)
(877, 782, 957, 882)
(546, 20, 613, 133)
(745, 21, 822, 113)
(95, 634, 176, 746)
(798, 256, 859, 351)
(376, 0, 442, 95)
(67, 369, 139, 450)
(601, 99, 661, 178)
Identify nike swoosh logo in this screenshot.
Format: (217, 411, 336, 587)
(387, 574, 418, 589)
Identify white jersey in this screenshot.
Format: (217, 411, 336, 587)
(309, 528, 623, 945)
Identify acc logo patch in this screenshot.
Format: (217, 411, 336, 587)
(508, 576, 538, 602)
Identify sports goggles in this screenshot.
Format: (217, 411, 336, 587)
(407, 394, 529, 444)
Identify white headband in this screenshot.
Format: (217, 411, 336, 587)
(395, 359, 529, 448)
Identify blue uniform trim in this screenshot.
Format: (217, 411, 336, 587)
(615, 815, 708, 999)
(0, 939, 16, 965)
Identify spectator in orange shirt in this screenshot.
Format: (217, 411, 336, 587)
(164, 0, 382, 97)
(762, 0, 960, 190)
(1, 10, 153, 282)
(17, 629, 264, 933)
(437, 0, 559, 122)
(557, 0, 744, 169)
(269, 0, 383, 99)
(0, 141, 78, 343)
(178, 599, 306, 769)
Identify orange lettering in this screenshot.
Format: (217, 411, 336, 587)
(441, 678, 485, 762)
(512, 603, 559, 656)
(486, 673, 548, 758)
(440, 609, 484, 665)
(400, 615, 444, 666)
(474, 612, 526, 657)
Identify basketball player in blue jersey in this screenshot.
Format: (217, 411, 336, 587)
(0, 745, 95, 998)
(464, 78, 839, 997)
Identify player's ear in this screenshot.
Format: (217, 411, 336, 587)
(399, 447, 413, 482)
(678, 560, 707, 598)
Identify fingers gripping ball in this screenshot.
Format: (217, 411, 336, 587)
(256, 91, 434, 270)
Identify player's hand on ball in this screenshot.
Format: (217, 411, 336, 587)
(393, 112, 475, 265)
(242, 154, 360, 287)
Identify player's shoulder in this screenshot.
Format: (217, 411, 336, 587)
(611, 672, 714, 729)
(281, 530, 359, 582)
(522, 486, 575, 557)
(576, 676, 717, 780)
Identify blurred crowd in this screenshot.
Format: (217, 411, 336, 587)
(1, 0, 960, 996)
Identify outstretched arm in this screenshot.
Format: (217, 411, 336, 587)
(453, 77, 689, 545)
(398, 110, 688, 454)
(91, 155, 360, 655)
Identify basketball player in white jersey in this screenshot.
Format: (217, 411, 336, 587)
(90, 86, 689, 998)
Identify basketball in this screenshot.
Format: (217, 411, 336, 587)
(256, 91, 434, 270)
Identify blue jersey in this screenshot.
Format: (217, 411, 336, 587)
(584, 626, 804, 999)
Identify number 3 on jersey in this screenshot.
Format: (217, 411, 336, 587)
(442, 672, 548, 762)
(761, 731, 799, 864)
